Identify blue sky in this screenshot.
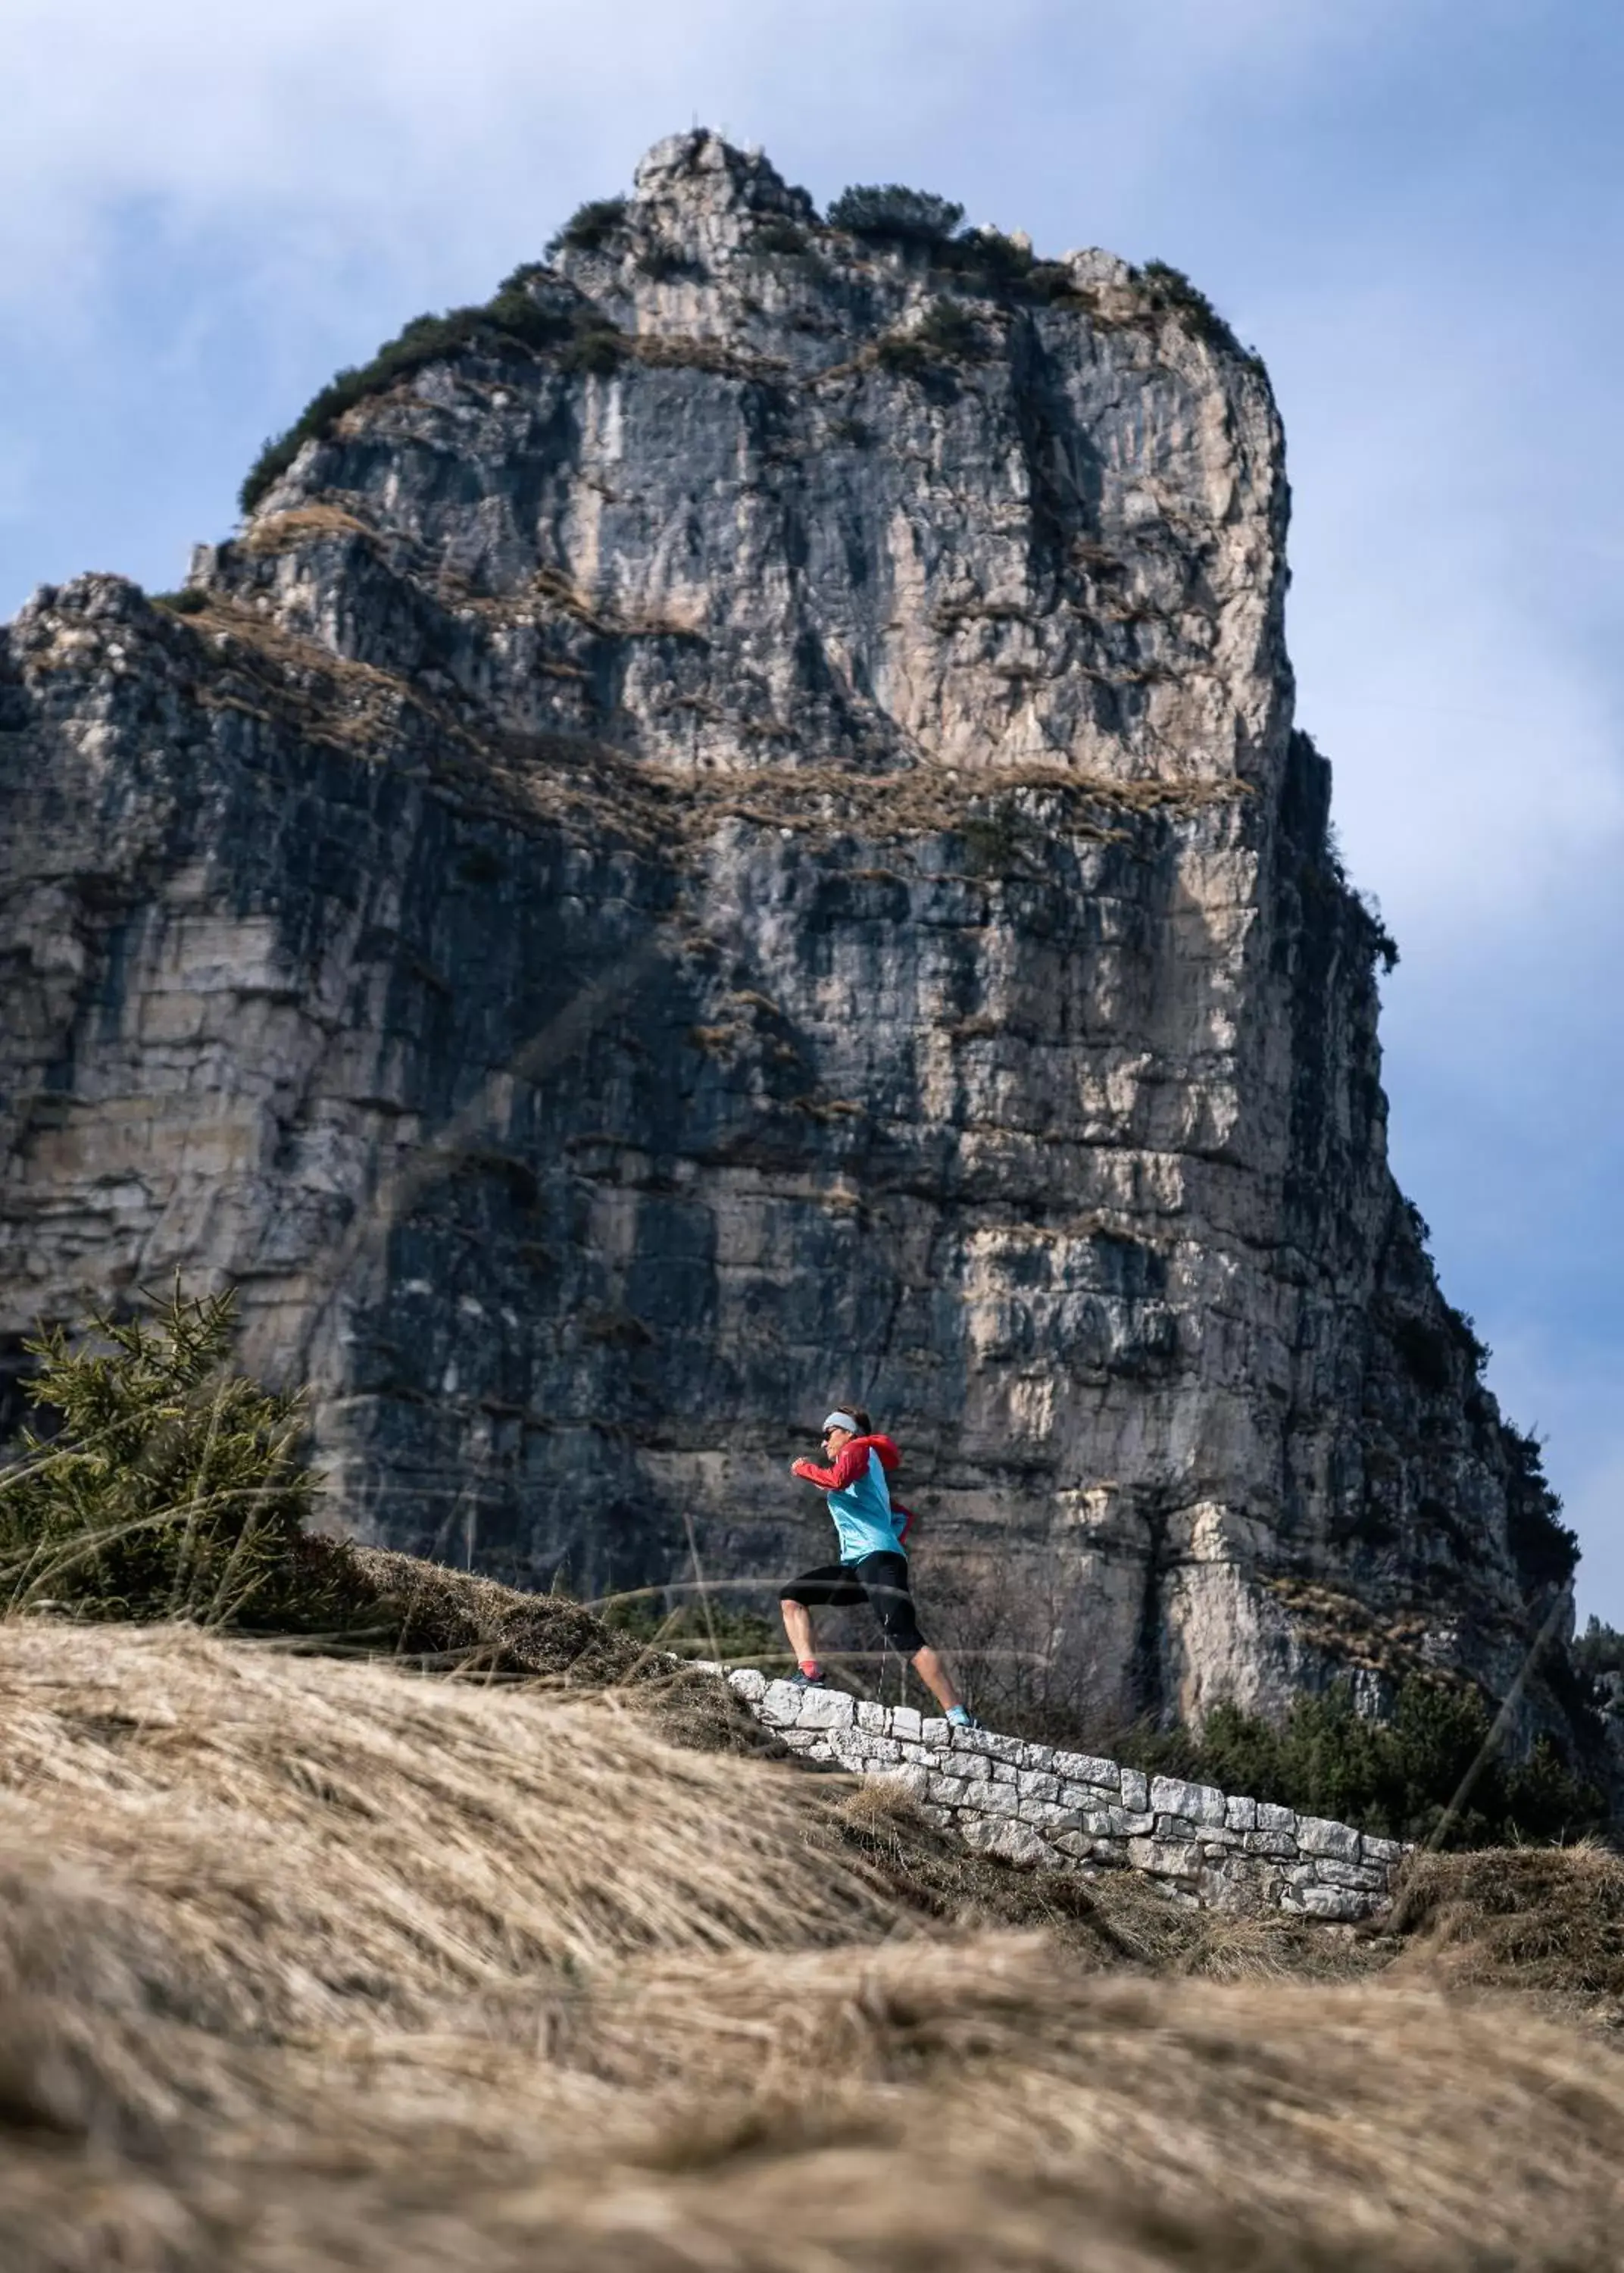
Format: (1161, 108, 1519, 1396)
(5, 0, 1620, 1614)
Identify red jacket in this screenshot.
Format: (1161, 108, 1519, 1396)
(791, 1434, 914, 1543)
(791, 1432, 900, 1491)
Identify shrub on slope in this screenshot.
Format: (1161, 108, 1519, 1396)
(1118, 1679, 1607, 1850)
(0, 1281, 367, 1633)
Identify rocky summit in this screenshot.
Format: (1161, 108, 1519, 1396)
(0, 133, 1585, 1743)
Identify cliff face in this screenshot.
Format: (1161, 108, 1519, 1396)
(0, 134, 1580, 1737)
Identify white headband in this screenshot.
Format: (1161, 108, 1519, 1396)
(821, 1410, 858, 1434)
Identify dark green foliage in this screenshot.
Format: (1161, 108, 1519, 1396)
(0, 1281, 364, 1631)
(829, 183, 965, 245)
(875, 298, 985, 377)
(151, 587, 207, 615)
(1572, 1618, 1624, 1709)
(1576, 1616, 1624, 1682)
(1023, 261, 1081, 304)
(557, 316, 628, 375)
(932, 227, 1030, 285)
(1444, 1302, 1491, 1375)
(1501, 1426, 1579, 1590)
(929, 233, 1079, 308)
(1137, 259, 1263, 371)
(238, 280, 621, 516)
(959, 805, 1030, 876)
(1120, 1677, 1606, 1848)
(750, 218, 810, 256)
(546, 196, 629, 255)
(1362, 897, 1401, 973)
(1393, 1315, 1454, 1393)
(874, 332, 932, 377)
(915, 297, 984, 361)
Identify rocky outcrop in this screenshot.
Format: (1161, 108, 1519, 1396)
(0, 133, 1585, 1749)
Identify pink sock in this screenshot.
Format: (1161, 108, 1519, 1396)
(799, 1659, 822, 1678)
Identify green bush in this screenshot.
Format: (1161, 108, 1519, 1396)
(1137, 260, 1263, 372)
(750, 218, 810, 256)
(960, 804, 1030, 875)
(237, 277, 621, 515)
(546, 196, 629, 255)
(829, 184, 964, 246)
(1501, 1425, 1579, 1590)
(0, 1281, 364, 1632)
(931, 227, 1031, 286)
(151, 587, 207, 615)
(557, 316, 627, 376)
(874, 298, 985, 378)
(1576, 1617, 1624, 1683)
(874, 332, 931, 377)
(915, 297, 984, 361)
(1120, 1677, 1605, 1849)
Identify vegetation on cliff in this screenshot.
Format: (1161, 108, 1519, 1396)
(237, 272, 624, 514)
(236, 165, 1262, 520)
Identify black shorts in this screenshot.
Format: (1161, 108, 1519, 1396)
(780, 1551, 926, 1656)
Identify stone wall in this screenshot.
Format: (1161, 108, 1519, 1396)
(722, 1668, 1404, 1921)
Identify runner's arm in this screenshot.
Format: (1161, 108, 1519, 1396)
(791, 1443, 871, 1490)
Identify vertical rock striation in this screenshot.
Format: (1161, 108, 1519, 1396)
(0, 135, 1583, 1746)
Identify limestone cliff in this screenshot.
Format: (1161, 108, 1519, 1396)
(0, 133, 1585, 1744)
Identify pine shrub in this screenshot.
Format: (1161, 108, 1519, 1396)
(829, 184, 965, 246)
(874, 299, 985, 377)
(237, 278, 620, 515)
(1137, 259, 1264, 374)
(915, 298, 984, 361)
(1121, 1677, 1606, 1849)
(749, 219, 810, 256)
(0, 1281, 364, 1631)
(546, 196, 629, 256)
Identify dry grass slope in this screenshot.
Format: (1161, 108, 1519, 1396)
(3, 1616, 1623, 2271)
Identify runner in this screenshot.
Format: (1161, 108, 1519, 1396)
(782, 1407, 980, 1727)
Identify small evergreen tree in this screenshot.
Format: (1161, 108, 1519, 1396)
(0, 1280, 360, 1630)
(828, 185, 965, 245)
(1122, 1675, 1606, 1848)
(546, 196, 629, 255)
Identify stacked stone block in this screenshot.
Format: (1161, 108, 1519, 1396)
(722, 1670, 1404, 1921)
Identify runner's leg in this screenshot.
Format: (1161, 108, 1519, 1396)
(907, 1644, 963, 1715)
(780, 1595, 818, 1666)
(857, 1554, 966, 1713)
(780, 1565, 864, 1676)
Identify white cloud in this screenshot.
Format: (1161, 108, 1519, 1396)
(0, 0, 1426, 318)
